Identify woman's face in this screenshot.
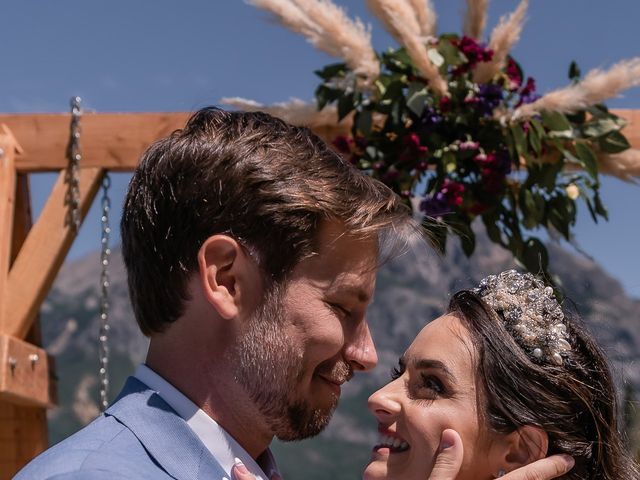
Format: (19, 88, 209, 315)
(363, 313, 498, 480)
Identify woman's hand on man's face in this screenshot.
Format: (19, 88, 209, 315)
(230, 429, 575, 480)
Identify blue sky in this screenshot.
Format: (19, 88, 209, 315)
(2, 0, 639, 297)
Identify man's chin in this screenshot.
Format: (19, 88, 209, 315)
(274, 401, 336, 441)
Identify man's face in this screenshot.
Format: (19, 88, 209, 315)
(233, 221, 379, 441)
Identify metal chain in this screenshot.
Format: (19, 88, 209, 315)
(66, 96, 82, 232)
(98, 173, 112, 412)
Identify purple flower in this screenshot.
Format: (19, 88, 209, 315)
(419, 106, 443, 128)
(518, 77, 540, 106)
(420, 179, 465, 217)
(420, 192, 451, 217)
(475, 84, 503, 117)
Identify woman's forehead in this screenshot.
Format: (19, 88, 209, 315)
(406, 314, 477, 375)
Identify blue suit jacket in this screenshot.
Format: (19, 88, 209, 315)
(14, 377, 229, 479)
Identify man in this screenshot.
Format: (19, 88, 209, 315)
(16, 108, 573, 480)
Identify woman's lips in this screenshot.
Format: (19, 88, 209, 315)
(373, 427, 411, 454)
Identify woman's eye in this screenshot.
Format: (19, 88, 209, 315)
(420, 374, 445, 395)
(390, 365, 403, 380)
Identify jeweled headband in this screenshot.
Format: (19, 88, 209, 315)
(473, 270, 571, 366)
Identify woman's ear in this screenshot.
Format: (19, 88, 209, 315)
(494, 425, 549, 474)
(197, 235, 260, 320)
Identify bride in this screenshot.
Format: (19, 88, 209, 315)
(235, 270, 639, 479)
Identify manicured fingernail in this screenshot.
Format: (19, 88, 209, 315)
(234, 457, 249, 475)
(561, 454, 575, 469)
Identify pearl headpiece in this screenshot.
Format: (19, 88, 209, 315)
(473, 270, 571, 366)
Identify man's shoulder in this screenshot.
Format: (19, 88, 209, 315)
(14, 414, 170, 480)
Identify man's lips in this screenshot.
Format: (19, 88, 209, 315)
(318, 375, 344, 395)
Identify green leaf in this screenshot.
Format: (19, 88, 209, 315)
(314, 62, 347, 80)
(528, 123, 542, 155)
(568, 61, 581, 82)
(530, 118, 546, 139)
(522, 238, 549, 273)
(510, 124, 527, 158)
(520, 189, 538, 229)
(594, 192, 609, 220)
(598, 130, 631, 153)
(482, 213, 502, 244)
(581, 117, 624, 137)
(337, 93, 355, 121)
(315, 85, 342, 110)
(575, 143, 598, 178)
(541, 111, 572, 133)
(355, 109, 373, 135)
(438, 39, 464, 66)
(406, 83, 429, 117)
(455, 221, 476, 256)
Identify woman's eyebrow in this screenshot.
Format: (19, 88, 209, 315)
(412, 358, 455, 381)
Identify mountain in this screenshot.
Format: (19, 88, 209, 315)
(39, 233, 640, 479)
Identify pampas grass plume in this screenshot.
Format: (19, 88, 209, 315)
(598, 148, 640, 181)
(463, 0, 489, 39)
(473, 0, 528, 83)
(367, 0, 448, 96)
(516, 58, 640, 118)
(249, 0, 379, 85)
(407, 0, 437, 37)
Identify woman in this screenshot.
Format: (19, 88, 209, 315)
(237, 270, 639, 479)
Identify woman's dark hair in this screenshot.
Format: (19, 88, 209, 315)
(448, 290, 639, 479)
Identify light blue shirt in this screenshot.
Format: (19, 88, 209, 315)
(134, 364, 280, 480)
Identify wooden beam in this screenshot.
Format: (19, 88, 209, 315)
(0, 174, 51, 480)
(0, 110, 639, 173)
(3, 167, 104, 339)
(0, 126, 21, 328)
(0, 335, 53, 408)
(0, 112, 190, 172)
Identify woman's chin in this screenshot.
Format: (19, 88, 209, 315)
(363, 460, 388, 480)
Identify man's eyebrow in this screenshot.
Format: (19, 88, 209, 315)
(412, 358, 454, 380)
(331, 285, 372, 303)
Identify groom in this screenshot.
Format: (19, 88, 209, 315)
(16, 108, 573, 480)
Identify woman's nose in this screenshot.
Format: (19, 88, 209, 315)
(368, 379, 402, 421)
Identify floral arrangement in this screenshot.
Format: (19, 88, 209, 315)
(227, 0, 640, 281)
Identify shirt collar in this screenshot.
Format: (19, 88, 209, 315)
(134, 364, 280, 480)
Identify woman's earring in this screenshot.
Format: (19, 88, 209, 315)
(496, 469, 506, 478)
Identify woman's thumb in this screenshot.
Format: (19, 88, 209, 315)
(428, 429, 464, 480)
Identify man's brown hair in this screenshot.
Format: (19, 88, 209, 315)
(121, 107, 412, 335)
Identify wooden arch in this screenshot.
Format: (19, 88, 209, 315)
(0, 109, 639, 478)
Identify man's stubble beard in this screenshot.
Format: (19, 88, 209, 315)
(231, 284, 351, 441)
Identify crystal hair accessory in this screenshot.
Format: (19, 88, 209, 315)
(473, 270, 571, 366)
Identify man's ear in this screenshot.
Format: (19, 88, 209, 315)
(494, 425, 549, 474)
(197, 235, 258, 320)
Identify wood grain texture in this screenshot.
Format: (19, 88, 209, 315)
(4, 167, 104, 339)
(0, 127, 20, 330)
(0, 112, 190, 172)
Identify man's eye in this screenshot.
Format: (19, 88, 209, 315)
(330, 304, 350, 318)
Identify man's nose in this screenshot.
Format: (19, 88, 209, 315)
(344, 320, 378, 371)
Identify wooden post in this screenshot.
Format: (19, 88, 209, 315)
(0, 131, 50, 479)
